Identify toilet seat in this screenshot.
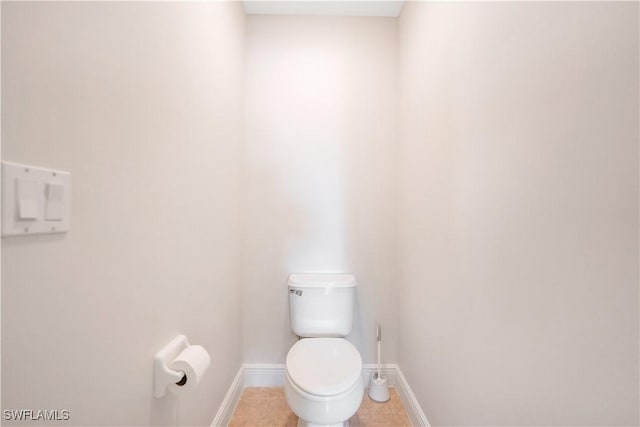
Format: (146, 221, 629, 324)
(286, 338, 362, 397)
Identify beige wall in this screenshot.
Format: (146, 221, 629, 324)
(397, 2, 639, 425)
(243, 16, 397, 364)
(1, 2, 245, 425)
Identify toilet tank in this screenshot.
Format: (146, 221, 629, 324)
(288, 273, 357, 338)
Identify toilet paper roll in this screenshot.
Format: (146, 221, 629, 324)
(168, 345, 211, 394)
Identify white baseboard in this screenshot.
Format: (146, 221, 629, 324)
(243, 363, 400, 388)
(211, 363, 430, 427)
(243, 363, 285, 387)
(210, 366, 244, 427)
(394, 366, 430, 427)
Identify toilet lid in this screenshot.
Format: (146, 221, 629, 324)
(286, 338, 362, 396)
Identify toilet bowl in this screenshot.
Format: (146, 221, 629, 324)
(285, 338, 364, 427)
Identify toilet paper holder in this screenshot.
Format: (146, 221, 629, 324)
(154, 335, 190, 398)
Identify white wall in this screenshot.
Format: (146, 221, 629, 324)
(1, 2, 245, 425)
(243, 16, 397, 364)
(397, 2, 639, 425)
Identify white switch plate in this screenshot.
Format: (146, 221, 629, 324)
(2, 161, 71, 236)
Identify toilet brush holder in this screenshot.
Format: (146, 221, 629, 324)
(368, 373, 390, 403)
(369, 323, 390, 403)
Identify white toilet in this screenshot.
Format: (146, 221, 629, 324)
(284, 273, 364, 427)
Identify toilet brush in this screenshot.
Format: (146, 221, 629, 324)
(368, 323, 390, 403)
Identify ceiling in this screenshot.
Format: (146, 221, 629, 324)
(242, 1, 406, 17)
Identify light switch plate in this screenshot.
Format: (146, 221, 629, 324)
(2, 161, 71, 236)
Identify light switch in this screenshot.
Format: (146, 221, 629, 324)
(45, 182, 64, 221)
(17, 179, 38, 220)
(2, 161, 71, 236)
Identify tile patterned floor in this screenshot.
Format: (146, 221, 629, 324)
(228, 387, 411, 427)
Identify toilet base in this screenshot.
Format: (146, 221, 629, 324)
(296, 418, 348, 427)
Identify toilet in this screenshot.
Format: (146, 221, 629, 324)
(284, 273, 364, 427)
